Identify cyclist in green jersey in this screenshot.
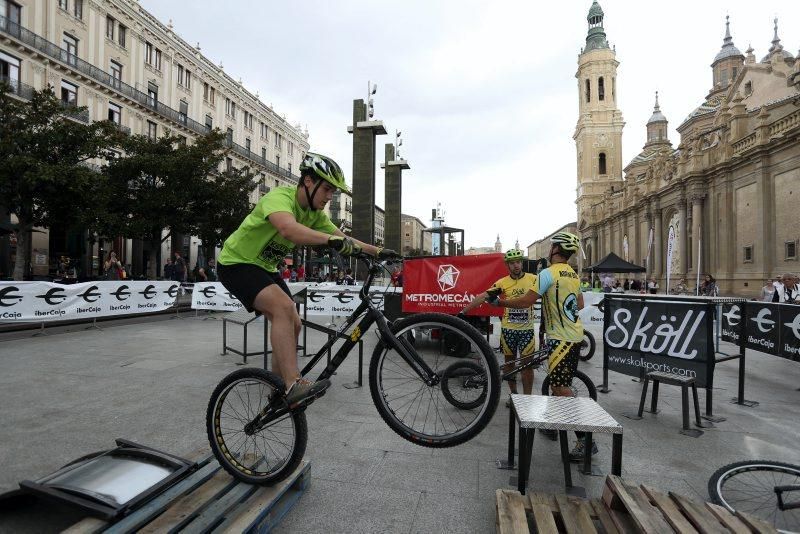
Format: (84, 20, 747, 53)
(487, 231, 596, 460)
(217, 152, 387, 407)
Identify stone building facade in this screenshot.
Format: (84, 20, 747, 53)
(0, 0, 310, 276)
(401, 214, 431, 256)
(576, 2, 800, 297)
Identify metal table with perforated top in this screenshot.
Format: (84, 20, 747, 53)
(500, 395, 623, 494)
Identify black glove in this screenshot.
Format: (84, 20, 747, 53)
(377, 248, 399, 260)
(485, 288, 501, 306)
(328, 236, 361, 257)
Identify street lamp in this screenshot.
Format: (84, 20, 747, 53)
(367, 81, 377, 119)
(395, 130, 403, 159)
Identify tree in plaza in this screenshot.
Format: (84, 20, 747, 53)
(101, 130, 252, 278)
(0, 84, 119, 280)
(190, 165, 254, 267)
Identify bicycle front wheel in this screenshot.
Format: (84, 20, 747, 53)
(542, 369, 597, 400)
(708, 460, 800, 531)
(207, 368, 307, 485)
(369, 313, 500, 448)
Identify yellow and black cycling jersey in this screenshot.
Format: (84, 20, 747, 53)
(533, 263, 583, 343)
(489, 273, 537, 330)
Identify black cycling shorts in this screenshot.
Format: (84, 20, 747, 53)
(545, 339, 580, 388)
(217, 263, 291, 313)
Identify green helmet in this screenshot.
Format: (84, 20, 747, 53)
(299, 152, 350, 193)
(504, 249, 525, 262)
(551, 231, 580, 252)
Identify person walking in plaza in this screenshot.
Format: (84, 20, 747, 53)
(206, 258, 217, 282)
(459, 249, 538, 405)
(296, 263, 305, 282)
(486, 232, 594, 461)
(216, 152, 386, 407)
(772, 273, 799, 304)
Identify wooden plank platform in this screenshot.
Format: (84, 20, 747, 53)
(495, 475, 778, 534)
(63, 455, 309, 534)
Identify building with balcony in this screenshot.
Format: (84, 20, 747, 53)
(0, 0, 309, 277)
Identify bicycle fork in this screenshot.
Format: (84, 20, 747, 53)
(374, 314, 439, 386)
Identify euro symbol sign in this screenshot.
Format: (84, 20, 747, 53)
(0, 286, 23, 307)
(334, 292, 354, 304)
(200, 286, 217, 298)
(110, 285, 131, 301)
(164, 284, 180, 298)
(36, 287, 66, 306)
(750, 307, 775, 333)
(139, 284, 157, 299)
(308, 291, 325, 303)
(722, 305, 740, 326)
(78, 285, 102, 303)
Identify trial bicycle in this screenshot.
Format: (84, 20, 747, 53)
(708, 460, 800, 532)
(206, 252, 501, 485)
(440, 339, 598, 410)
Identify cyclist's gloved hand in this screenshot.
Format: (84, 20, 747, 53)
(485, 288, 501, 306)
(377, 248, 399, 260)
(328, 236, 361, 257)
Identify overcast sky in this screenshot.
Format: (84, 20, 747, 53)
(140, 0, 798, 250)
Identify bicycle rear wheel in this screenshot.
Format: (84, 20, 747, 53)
(542, 369, 597, 400)
(440, 360, 488, 410)
(369, 313, 500, 448)
(207, 368, 307, 485)
(708, 460, 800, 531)
(579, 331, 596, 361)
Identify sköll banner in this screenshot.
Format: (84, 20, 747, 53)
(0, 281, 179, 322)
(603, 297, 714, 387)
(402, 254, 507, 315)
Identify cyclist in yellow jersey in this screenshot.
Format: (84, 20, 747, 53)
(459, 249, 537, 403)
(487, 232, 596, 460)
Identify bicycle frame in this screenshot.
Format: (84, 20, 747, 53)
(498, 348, 549, 381)
(300, 259, 437, 386)
(776, 484, 800, 511)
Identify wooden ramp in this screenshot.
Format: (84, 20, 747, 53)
(63, 455, 309, 533)
(496, 475, 777, 534)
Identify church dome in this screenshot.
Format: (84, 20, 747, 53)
(760, 18, 795, 63)
(647, 92, 667, 124)
(713, 16, 742, 64)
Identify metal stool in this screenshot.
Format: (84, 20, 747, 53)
(631, 371, 705, 437)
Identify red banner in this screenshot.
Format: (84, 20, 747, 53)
(402, 254, 507, 316)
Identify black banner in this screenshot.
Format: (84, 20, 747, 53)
(778, 304, 800, 361)
(744, 303, 781, 356)
(603, 298, 714, 387)
(720, 302, 743, 344)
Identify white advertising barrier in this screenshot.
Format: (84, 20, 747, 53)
(0, 281, 180, 323)
(191, 281, 399, 317)
(578, 291, 606, 325)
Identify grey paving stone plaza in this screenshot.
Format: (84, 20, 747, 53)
(0, 315, 798, 533)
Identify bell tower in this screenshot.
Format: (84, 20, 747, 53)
(574, 1, 625, 230)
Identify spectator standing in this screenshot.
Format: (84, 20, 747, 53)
(105, 251, 123, 280)
(630, 278, 641, 292)
(296, 264, 305, 282)
(647, 277, 658, 294)
(281, 265, 291, 281)
(602, 274, 614, 293)
(172, 251, 187, 282)
(164, 258, 174, 281)
(206, 259, 217, 282)
(772, 273, 799, 304)
(343, 268, 354, 285)
(700, 274, 719, 297)
(760, 279, 774, 302)
(290, 267, 298, 282)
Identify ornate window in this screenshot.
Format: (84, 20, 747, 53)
(598, 152, 607, 175)
(598, 76, 605, 101)
(585, 79, 590, 103)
